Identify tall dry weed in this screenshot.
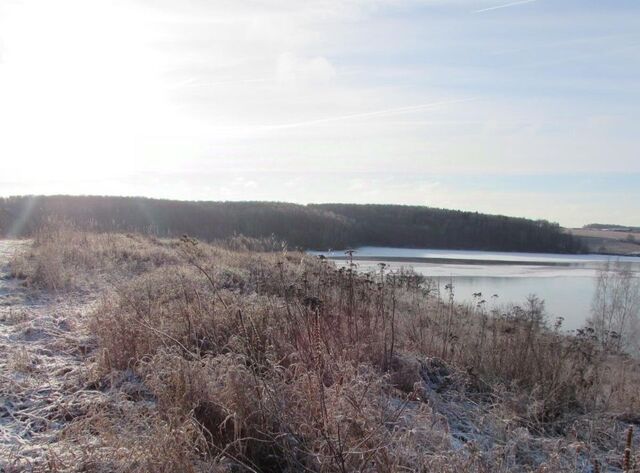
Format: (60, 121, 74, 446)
(11, 228, 640, 472)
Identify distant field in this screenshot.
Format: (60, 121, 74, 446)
(568, 228, 640, 255)
(571, 228, 639, 240)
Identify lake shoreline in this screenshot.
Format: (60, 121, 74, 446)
(322, 255, 575, 266)
(312, 246, 640, 331)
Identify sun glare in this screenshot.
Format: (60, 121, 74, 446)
(0, 0, 175, 189)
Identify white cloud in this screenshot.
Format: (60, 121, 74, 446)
(0, 0, 638, 225)
(276, 53, 337, 86)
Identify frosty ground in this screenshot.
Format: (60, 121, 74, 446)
(0, 234, 637, 472)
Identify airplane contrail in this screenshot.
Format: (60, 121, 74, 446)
(474, 0, 537, 13)
(259, 98, 477, 131)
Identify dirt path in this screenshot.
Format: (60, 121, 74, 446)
(0, 241, 101, 470)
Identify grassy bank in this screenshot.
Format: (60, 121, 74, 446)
(5, 226, 639, 472)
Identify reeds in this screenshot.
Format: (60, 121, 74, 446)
(623, 425, 634, 472)
(6, 226, 640, 472)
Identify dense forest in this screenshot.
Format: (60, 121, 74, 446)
(0, 195, 585, 253)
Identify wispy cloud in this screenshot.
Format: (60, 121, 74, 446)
(259, 98, 477, 131)
(1, 0, 639, 225)
(474, 0, 537, 14)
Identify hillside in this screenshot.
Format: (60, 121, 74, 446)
(1, 229, 638, 471)
(569, 228, 640, 256)
(0, 195, 585, 254)
(583, 224, 640, 233)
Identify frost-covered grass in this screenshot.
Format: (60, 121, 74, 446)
(1, 229, 639, 472)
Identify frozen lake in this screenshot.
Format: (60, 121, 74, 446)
(310, 247, 640, 331)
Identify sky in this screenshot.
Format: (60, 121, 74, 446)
(0, 0, 638, 227)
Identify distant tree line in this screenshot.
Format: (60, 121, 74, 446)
(0, 195, 586, 253)
(310, 203, 585, 253)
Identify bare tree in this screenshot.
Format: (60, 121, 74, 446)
(589, 261, 640, 353)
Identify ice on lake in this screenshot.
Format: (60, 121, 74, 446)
(310, 247, 640, 331)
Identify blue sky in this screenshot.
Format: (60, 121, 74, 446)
(0, 0, 638, 226)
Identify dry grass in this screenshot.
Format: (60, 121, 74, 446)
(5, 227, 640, 472)
(10, 221, 178, 291)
